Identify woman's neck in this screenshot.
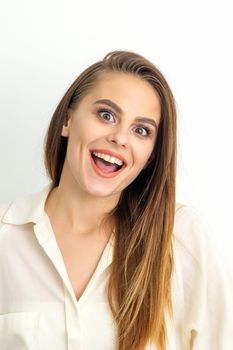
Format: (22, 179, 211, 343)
(44, 177, 118, 239)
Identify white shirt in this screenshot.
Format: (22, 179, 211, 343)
(0, 183, 233, 350)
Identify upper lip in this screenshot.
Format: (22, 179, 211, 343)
(90, 149, 128, 166)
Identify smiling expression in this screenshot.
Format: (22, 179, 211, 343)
(61, 72, 161, 199)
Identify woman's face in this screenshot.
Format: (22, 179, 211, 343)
(61, 72, 161, 199)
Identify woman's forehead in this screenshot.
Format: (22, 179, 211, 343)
(83, 72, 161, 119)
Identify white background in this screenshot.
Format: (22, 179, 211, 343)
(0, 0, 232, 266)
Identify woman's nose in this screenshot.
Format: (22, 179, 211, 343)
(106, 127, 129, 148)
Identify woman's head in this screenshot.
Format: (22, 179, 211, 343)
(55, 71, 161, 200)
(44, 50, 176, 201)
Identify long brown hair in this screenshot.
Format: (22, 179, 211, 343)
(44, 51, 177, 350)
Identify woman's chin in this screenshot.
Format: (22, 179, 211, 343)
(85, 183, 120, 199)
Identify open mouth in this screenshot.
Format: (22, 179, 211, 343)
(90, 151, 126, 178)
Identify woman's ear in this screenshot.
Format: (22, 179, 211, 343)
(61, 114, 71, 137)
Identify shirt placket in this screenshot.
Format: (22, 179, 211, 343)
(34, 221, 82, 349)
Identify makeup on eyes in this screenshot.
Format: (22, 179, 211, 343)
(95, 106, 154, 138)
(93, 99, 158, 130)
(97, 108, 116, 122)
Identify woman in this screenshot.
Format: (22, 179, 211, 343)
(0, 50, 232, 350)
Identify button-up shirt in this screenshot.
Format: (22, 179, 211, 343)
(0, 183, 233, 349)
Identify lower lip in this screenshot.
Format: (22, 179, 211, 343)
(90, 153, 126, 178)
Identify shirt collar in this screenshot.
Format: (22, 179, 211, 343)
(2, 182, 115, 247)
(1, 183, 53, 225)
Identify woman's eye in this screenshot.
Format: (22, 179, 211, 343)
(98, 109, 115, 122)
(134, 126, 151, 137)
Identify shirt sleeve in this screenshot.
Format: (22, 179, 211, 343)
(174, 205, 233, 349)
(0, 203, 10, 229)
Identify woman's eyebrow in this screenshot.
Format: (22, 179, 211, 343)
(135, 117, 158, 130)
(94, 99, 123, 114)
(93, 99, 158, 130)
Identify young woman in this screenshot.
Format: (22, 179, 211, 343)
(0, 50, 232, 350)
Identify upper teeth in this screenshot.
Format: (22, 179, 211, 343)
(92, 152, 123, 166)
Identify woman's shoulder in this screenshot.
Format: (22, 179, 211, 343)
(0, 203, 11, 220)
(175, 202, 207, 228)
(0, 203, 11, 230)
(173, 202, 232, 283)
(173, 202, 217, 269)
(0, 184, 53, 229)
(174, 202, 211, 246)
